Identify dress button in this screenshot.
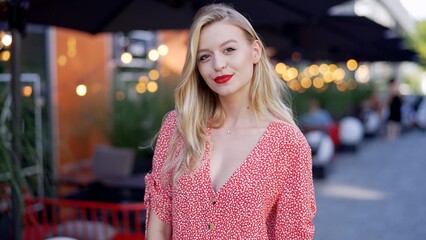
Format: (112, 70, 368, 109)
(211, 197, 217, 205)
(208, 223, 216, 230)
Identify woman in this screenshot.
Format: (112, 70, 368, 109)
(145, 3, 316, 239)
(386, 78, 402, 140)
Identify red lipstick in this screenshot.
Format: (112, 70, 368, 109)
(214, 74, 233, 84)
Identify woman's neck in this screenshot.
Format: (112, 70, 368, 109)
(219, 97, 255, 129)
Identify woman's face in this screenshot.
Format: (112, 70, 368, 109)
(197, 21, 261, 98)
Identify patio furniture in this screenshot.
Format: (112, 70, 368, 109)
(22, 197, 146, 240)
(56, 145, 146, 203)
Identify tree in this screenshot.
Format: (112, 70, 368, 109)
(409, 20, 426, 69)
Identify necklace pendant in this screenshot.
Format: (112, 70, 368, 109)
(226, 129, 232, 134)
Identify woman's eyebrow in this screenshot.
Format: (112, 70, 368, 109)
(198, 39, 238, 53)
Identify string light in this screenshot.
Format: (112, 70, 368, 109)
(22, 86, 33, 97)
(136, 82, 147, 94)
(148, 69, 160, 80)
(1, 51, 10, 61)
(347, 59, 358, 71)
(158, 44, 169, 56)
(1, 34, 12, 47)
(275, 62, 287, 75)
(76, 84, 87, 96)
(148, 49, 160, 61)
(147, 81, 158, 93)
(120, 51, 133, 64)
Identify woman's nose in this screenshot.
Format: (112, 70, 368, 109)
(213, 55, 226, 71)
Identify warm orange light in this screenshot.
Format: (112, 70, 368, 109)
(308, 64, 319, 76)
(67, 37, 77, 58)
(328, 64, 338, 72)
(58, 55, 67, 66)
(136, 82, 147, 94)
(319, 64, 329, 75)
(300, 77, 312, 89)
(22, 86, 32, 97)
(138, 75, 149, 83)
(323, 72, 333, 83)
(287, 79, 301, 91)
(147, 81, 158, 93)
(287, 67, 299, 79)
(346, 59, 358, 71)
(282, 71, 292, 82)
(275, 63, 287, 74)
(148, 69, 160, 81)
(1, 50, 10, 61)
(313, 77, 324, 89)
(115, 91, 125, 101)
(336, 82, 348, 92)
(333, 68, 346, 81)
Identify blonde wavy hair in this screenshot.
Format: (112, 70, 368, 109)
(162, 3, 296, 184)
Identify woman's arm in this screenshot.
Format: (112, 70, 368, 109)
(274, 127, 316, 239)
(144, 111, 177, 239)
(146, 208, 172, 240)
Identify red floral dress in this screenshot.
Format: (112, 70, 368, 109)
(144, 111, 316, 239)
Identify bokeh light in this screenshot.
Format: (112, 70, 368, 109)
(158, 44, 169, 56)
(76, 84, 87, 96)
(346, 59, 358, 71)
(58, 55, 67, 66)
(148, 69, 160, 80)
(355, 64, 369, 83)
(148, 49, 160, 61)
(138, 75, 149, 83)
(1, 50, 10, 61)
(115, 91, 125, 101)
(120, 52, 133, 64)
(136, 82, 147, 94)
(147, 81, 158, 93)
(275, 62, 287, 75)
(313, 77, 324, 89)
(22, 86, 33, 97)
(300, 77, 312, 89)
(1, 34, 12, 47)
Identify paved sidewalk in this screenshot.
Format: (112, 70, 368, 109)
(313, 130, 426, 240)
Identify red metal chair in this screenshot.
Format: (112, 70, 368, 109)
(21, 197, 145, 240)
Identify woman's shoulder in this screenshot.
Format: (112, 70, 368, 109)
(268, 120, 304, 140)
(268, 121, 312, 167)
(164, 110, 177, 122)
(155, 110, 178, 146)
(268, 120, 310, 151)
(159, 110, 178, 130)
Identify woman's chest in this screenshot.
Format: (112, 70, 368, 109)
(172, 149, 286, 210)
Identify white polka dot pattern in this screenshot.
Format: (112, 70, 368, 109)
(145, 111, 316, 239)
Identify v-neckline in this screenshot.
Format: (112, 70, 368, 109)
(206, 122, 273, 194)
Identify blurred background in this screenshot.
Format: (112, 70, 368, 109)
(0, 0, 425, 239)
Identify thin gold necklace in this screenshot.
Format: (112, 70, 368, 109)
(225, 106, 250, 134)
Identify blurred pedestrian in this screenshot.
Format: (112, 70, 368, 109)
(361, 91, 383, 137)
(386, 78, 402, 140)
(144, 3, 315, 239)
(300, 99, 334, 133)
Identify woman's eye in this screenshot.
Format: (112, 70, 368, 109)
(199, 54, 210, 62)
(224, 47, 236, 53)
